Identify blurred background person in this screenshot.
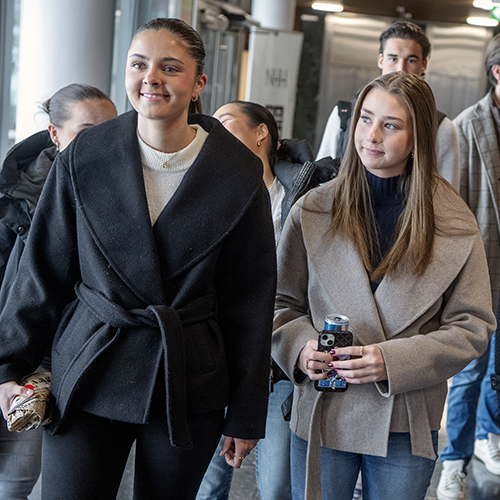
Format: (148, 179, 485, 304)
(197, 100, 337, 500)
(437, 32, 500, 500)
(0, 83, 117, 500)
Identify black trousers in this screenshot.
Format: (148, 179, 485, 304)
(41, 407, 225, 500)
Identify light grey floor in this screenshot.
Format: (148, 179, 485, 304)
(27, 413, 500, 500)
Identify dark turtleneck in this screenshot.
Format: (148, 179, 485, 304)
(365, 169, 405, 293)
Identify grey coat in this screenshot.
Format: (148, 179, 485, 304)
(454, 91, 500, 307)
(272, 178, 495, 499)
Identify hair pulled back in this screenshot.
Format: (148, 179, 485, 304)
(231, 101, 279, 167)
(133, 18, 206, 114)
(41, 83, 113, 127)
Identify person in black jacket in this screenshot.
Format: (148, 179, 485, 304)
(0, 83, 116, 500)
(196, 101, 337, 500)
(0, 19, 277, 500)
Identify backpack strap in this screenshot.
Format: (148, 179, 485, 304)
(437, 109, 447, 126)
(337, 100, 352, 131)
(336, 100, 353, 159)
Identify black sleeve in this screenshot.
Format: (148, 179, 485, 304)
(215, 185, 277, 439)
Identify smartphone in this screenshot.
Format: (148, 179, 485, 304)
(314, 327, 353, 392)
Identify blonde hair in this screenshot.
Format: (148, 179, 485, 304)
(330, 72, 438, 281)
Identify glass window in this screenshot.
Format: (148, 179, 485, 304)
(0, 0, 20, 160)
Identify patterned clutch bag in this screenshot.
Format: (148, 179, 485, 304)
(7, 372, 53, 432)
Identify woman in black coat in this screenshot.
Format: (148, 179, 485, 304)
(0, 18, 276, 500)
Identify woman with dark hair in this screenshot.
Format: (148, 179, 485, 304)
(0, 83, 116, 500)
(272, 72, 495, 500)
(197, 101, 337, 500)
(0, 19, 276, 500)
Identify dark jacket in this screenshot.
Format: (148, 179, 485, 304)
(274, 139, 339, 225)
(0, 130, 56, 304)
(0, 111, 277, 449)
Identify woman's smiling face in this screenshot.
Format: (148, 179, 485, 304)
(125, 29, 205, 125)
(354, 88, 414, 178)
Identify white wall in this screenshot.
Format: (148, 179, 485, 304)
(15, 0, 115, 141)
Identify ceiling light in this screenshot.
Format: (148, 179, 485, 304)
(473, 0, 494, 10)
(311, 2, 344, 12)
(467, 16, 499, 26)
(301, 14, 320, 22)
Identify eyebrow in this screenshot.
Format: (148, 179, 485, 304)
(386, 52, 420, 60)
(361, 107, 405, 122)
(128, 53, 184, 65)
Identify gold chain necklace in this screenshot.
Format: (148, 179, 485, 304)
(137, 130, 179, 170)
(150, 148, 178, 170)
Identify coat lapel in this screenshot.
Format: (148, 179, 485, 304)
(152, 115, 265, 281)
(300, 183, 477, 344)
(471, 96, 500, 213)
(70, 111, 165, 305)
(374, 229, 475, 339)
(300, 193, 386, 347)
(69, 112, 264, 305)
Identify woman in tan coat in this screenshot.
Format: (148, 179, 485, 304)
(272, 72, 495, 500)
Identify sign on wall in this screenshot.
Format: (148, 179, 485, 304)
(245, 27, 304, 138)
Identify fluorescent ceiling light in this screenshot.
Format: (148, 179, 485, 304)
(473, 0, 494, 10)
(311, 2, 344, 12)
(467, 16, 499, 26)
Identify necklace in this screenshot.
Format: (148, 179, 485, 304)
(137, 130, 179, 170)
(150, 148, 178, 170)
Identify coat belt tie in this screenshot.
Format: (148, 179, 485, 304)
(75, 281, 216, 450)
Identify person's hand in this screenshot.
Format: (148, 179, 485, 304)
(220, 436, 258, 468)
(328, 344, 388, 384)
(298, 339, 336, 380)
(299, 341, 388, 384)
(0, 381, 33, 420)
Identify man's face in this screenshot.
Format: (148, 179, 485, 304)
(377, 37, 428, 76)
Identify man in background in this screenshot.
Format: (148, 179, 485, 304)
(436, 32, 500, 500)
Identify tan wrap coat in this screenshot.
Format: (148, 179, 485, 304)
(272, 177, 495, 499)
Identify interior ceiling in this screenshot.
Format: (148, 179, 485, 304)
(296, 1, 485, 25)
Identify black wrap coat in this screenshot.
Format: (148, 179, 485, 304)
(0, 111, 277, 449)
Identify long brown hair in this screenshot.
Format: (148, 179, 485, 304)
(330, 72, 438, 281)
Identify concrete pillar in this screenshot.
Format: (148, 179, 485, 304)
(15, 0, 115, 141)
(251, 0, 296, 32)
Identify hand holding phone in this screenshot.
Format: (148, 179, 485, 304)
(314, 314, 352, 392)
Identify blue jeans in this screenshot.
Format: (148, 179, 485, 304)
(195, 435, 233, 500)
(291, 431, 438, 500)
(440, 332, 500, 465)
(196, 379, 294, 500)
(0, 420, 42, 500)
(255, 379, 293, 500)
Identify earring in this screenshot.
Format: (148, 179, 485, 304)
(56, 142, 60, 152)
(191, 95, 199, 102)
(411, 152, 414, 159)
(257, 140, 261, 147)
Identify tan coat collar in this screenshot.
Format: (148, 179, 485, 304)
(299, 180, 478, 345)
